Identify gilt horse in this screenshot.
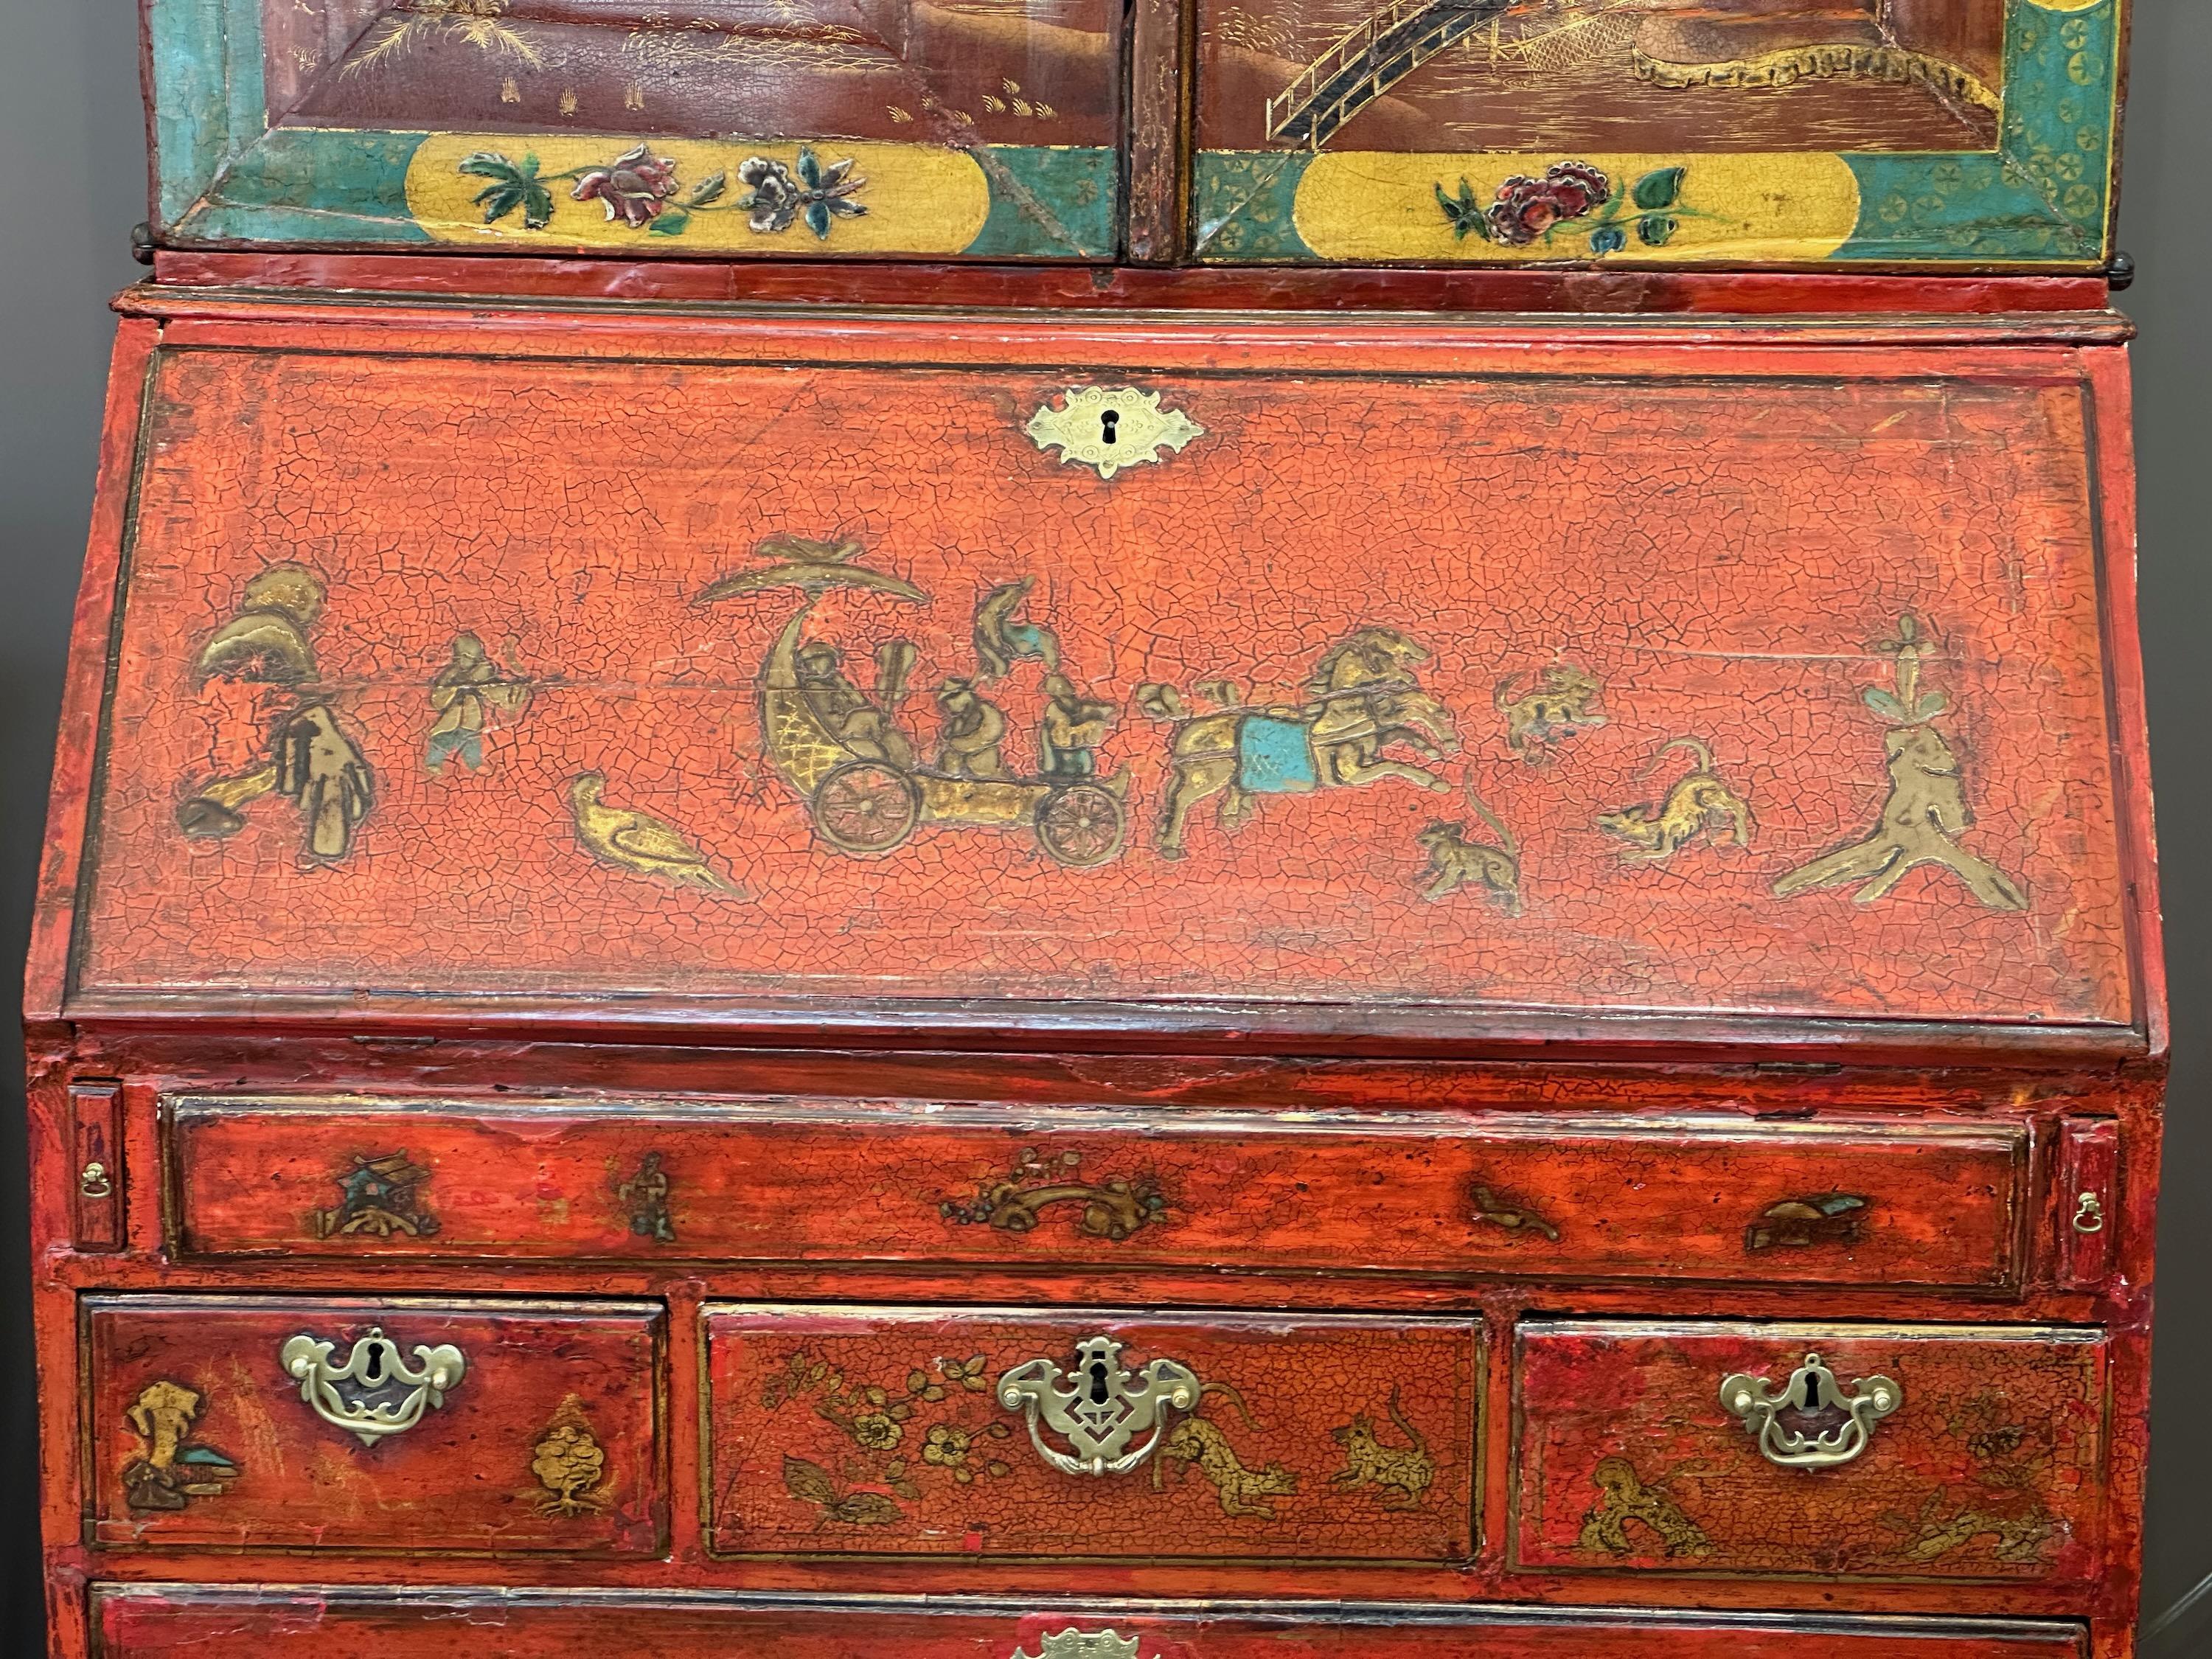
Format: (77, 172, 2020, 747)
(1155, 628, 1459, 858)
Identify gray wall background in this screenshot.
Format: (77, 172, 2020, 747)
(0, 0, 2204, 1645)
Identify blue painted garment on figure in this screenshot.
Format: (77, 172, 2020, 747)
(1237, 715, 1318, 794)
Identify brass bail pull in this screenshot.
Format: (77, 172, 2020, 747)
(995, 1334, 1200, 1476)
(1719, 1351, 1901, 1471)
(279, 1324, 467, 1447)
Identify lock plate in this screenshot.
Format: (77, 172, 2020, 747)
(1025, 386, 1203, 480)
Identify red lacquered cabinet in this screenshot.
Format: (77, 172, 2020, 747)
(24, 0, 2159, 1653)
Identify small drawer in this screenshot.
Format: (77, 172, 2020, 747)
(1512, 1320, 2107, 1584)
(167, 1095, 2027, 1290)
(91, 1585, 2092, 1658)
(703, 1304, 1480, 1561)
(86, 1295, 666, 1554)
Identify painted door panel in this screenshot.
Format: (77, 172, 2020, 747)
(702, 1305, 1480, 1559)
(168, 1094, 2028, 1290)
(1512, 1319, 2107, 1584)
(84, 1295, 666, 1554)
(1192, 0, 2124, 268)
(90, 1587, 2093, 1656)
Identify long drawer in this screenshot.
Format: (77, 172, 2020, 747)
(703, 1304, 1478, 1561)
(90, 1587, 2092, 1656)
(166, 1095, 2029, 1290)
(1512, 1320, 2107, 1585)
(84, 1295, 666, 1555)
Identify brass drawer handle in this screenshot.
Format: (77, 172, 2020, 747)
(997, 1335, 1199, 1475)
(1017, 1632, 1140, 1659)
(2073, 1191, 2107, 1234)
(78, 1161, 114, 1200)
(1719, 1351, 1900, 1471)
(280, 1325, 467, 1446)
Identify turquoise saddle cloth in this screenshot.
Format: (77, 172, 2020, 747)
(1236, 715, 1318, 795)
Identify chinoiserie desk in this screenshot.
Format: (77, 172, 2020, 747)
(27, 0, 2160, 1652)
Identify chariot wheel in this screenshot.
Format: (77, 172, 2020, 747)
(1036, 782, 1125, 868)
(813, 761, 921, 855)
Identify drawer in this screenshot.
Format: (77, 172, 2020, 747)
(703, 1305, 1478, 1560)
(168, 1096, 2028, 1290)
(85, 1295, 666, 1554)
(1512, 1321, 2107, 1584)
(90, 1586, 2092, 1657)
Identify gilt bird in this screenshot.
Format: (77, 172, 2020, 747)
(695, 534, 925, 604)
(568, 772, 744, 894)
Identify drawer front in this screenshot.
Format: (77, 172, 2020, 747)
(1512, 1321, 2107, 1584)
(703, 1306, 1478, 1560)
(91, 1587, 2091, 1657)
(170, 1096, 2026, 1290)
(86, 1296, 666, 1554)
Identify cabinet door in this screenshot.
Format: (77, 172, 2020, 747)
(146, 0, 1121, 259)
(1189, 0, 2125, 268)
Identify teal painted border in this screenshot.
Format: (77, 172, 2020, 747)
(1192, 152, 1315, 261)
(147, 0, 271, 228)
(970, 147, 1119, 258)
(1837, 0, 2117, 262)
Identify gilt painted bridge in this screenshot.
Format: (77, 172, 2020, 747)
(1265, 0, 1517, 149)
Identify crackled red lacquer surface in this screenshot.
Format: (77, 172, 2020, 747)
(703, 1307, 1478, 1559)
(71, 338, 2128, 1027)
(86, 1296, 666, 1554)
(1513, 1322, 2107, 1583)
(90, 1589, 2090, 1657)
(169, 1097, 2027, 1289)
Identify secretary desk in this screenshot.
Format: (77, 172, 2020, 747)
(25, 0, 2163, 1654)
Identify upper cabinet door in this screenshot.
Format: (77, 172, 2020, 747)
(1190, 0, 2126, 268)
(145, 0, 1124, 259)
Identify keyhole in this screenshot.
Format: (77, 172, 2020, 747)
(362, 1346, 386, 1384)
(1099, 408, 1120, 445)
(1088, 1360, 1110, 1402)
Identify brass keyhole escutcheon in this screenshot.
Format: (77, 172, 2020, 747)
(2073, 1191, 2107, 1234)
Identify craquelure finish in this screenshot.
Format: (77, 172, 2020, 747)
(74, 321, 2129, 1031)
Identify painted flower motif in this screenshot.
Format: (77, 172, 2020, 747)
(1486, 161, 1611, 246)
(739, 147, 868, 239)
(851, 1411, 904, 1450)
(572, 144, 679, 227)
(924, 1425, 974, 1481)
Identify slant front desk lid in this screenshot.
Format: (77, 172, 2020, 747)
(41, 297, 2154, 1055)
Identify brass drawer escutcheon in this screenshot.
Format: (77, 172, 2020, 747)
(1719, 1351, 1900, 1471)
(279, 1325, 467, 1446)
(1025, 386, 1203, 480)
(1016, 1633, 1141, 1659)
(996, 1334, 1199, 1475)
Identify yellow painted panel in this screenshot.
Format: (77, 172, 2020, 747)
(1295, 151, 1860, 265)
(406, 135, 990, 254)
